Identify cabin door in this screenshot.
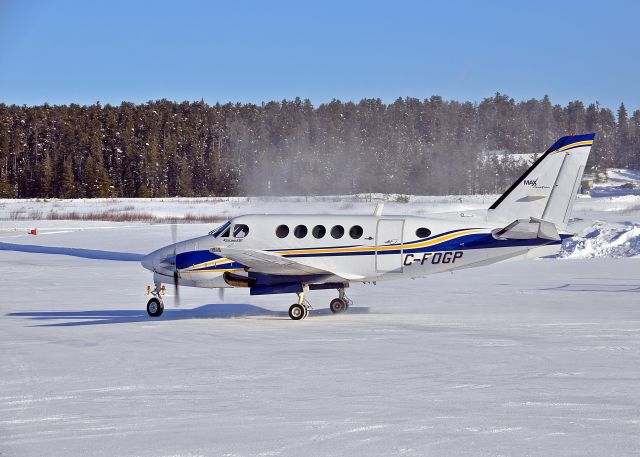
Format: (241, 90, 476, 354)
(375, 219, 404, 273)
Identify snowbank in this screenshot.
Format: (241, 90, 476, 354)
(561, 222, 640, 259)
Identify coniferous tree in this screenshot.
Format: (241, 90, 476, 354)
(59, 159, 77, 198)
(0, 174, 14, 197)
(630, 110, 640, 169)
(85, 131, 111, 197)
(35, 152, 53, 197)
(617, 103, 630, 168)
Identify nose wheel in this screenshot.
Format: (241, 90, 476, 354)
(147, 297, 164, 317)
(146, 282, 165, 317)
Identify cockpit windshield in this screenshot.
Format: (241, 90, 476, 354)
(209, 221, 231, 238)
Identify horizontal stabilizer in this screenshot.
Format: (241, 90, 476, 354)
(531, 217, 561, 241)
(493, 217, 560, 241)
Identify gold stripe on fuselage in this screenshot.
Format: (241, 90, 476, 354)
(184, 228, 488, 272)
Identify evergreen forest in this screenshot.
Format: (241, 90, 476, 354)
(0, 94, 637, 198)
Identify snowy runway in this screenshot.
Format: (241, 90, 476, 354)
(2, 192, 640, 456)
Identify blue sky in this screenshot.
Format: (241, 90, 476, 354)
(0, 0, 638, 111)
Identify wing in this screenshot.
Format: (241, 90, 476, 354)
(210, 246, 364, 280)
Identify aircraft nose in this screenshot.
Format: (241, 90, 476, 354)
(141, 239, 202, 273)
(141, 251, 157, 271)
(141, 245, 179, 272)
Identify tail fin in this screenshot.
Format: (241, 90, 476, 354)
(488, 133, 595, 229)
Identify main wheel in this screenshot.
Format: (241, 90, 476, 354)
(289, 303, 307, 320)
(330, 298, 347, 313)
(147, 298, 164, 317)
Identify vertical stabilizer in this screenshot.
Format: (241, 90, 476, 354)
(488, 134, 595, 228)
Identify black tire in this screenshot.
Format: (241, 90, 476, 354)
(330, 298, 347, 313)
(147, 298, 164, 317)
(289, 304, 306, 320)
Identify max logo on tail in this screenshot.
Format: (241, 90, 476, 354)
(523, 178, 549, 189)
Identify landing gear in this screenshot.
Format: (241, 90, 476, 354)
(147, 297, 164, 317)
(289, 284, 312, 320)
(288, 284, 353, 319)
(330, 287, 352, 314)
(330, 298, 348, 313)
(146, 282, 164, 317)
(288, 303, 308, 320)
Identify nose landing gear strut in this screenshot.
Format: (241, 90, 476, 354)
(146, 282, 165, 317)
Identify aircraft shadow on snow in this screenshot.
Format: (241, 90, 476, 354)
(0, 241, 143, 262)
(8, 303, 370, 327)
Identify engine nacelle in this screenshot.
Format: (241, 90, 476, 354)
(223, 272, 256, 288)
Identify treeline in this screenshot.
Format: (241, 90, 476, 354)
(0, 94, 638, 198)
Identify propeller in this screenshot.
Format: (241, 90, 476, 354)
(170, 219, 226, 305)
(171, 221, 181, 307)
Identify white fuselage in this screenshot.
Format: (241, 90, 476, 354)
(142, 210, 565, 290)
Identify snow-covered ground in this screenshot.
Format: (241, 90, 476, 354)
(2, 173, 640, 457)
(0, 193, 498, 222)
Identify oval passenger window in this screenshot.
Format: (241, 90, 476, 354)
(349, 225, 363, 239)
(276, 225, 289, 238)
(312, 225, 326, 239)
(294, 225, 308, 238)
(416, 227, 431, 238)
(331, 225, 344, 239)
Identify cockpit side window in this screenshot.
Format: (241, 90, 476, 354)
(233, 224, 249, 238)
(209, 221, 231, 238)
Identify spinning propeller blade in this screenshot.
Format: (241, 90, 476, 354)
(171, 221, 178, 245)
(173, 269, 181, 307)
(171, 220, 181, 307)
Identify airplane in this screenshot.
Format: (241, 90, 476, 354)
(141, 133, 595, 320)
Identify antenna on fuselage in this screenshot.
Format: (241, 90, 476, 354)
(374, 202, 384, 216)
